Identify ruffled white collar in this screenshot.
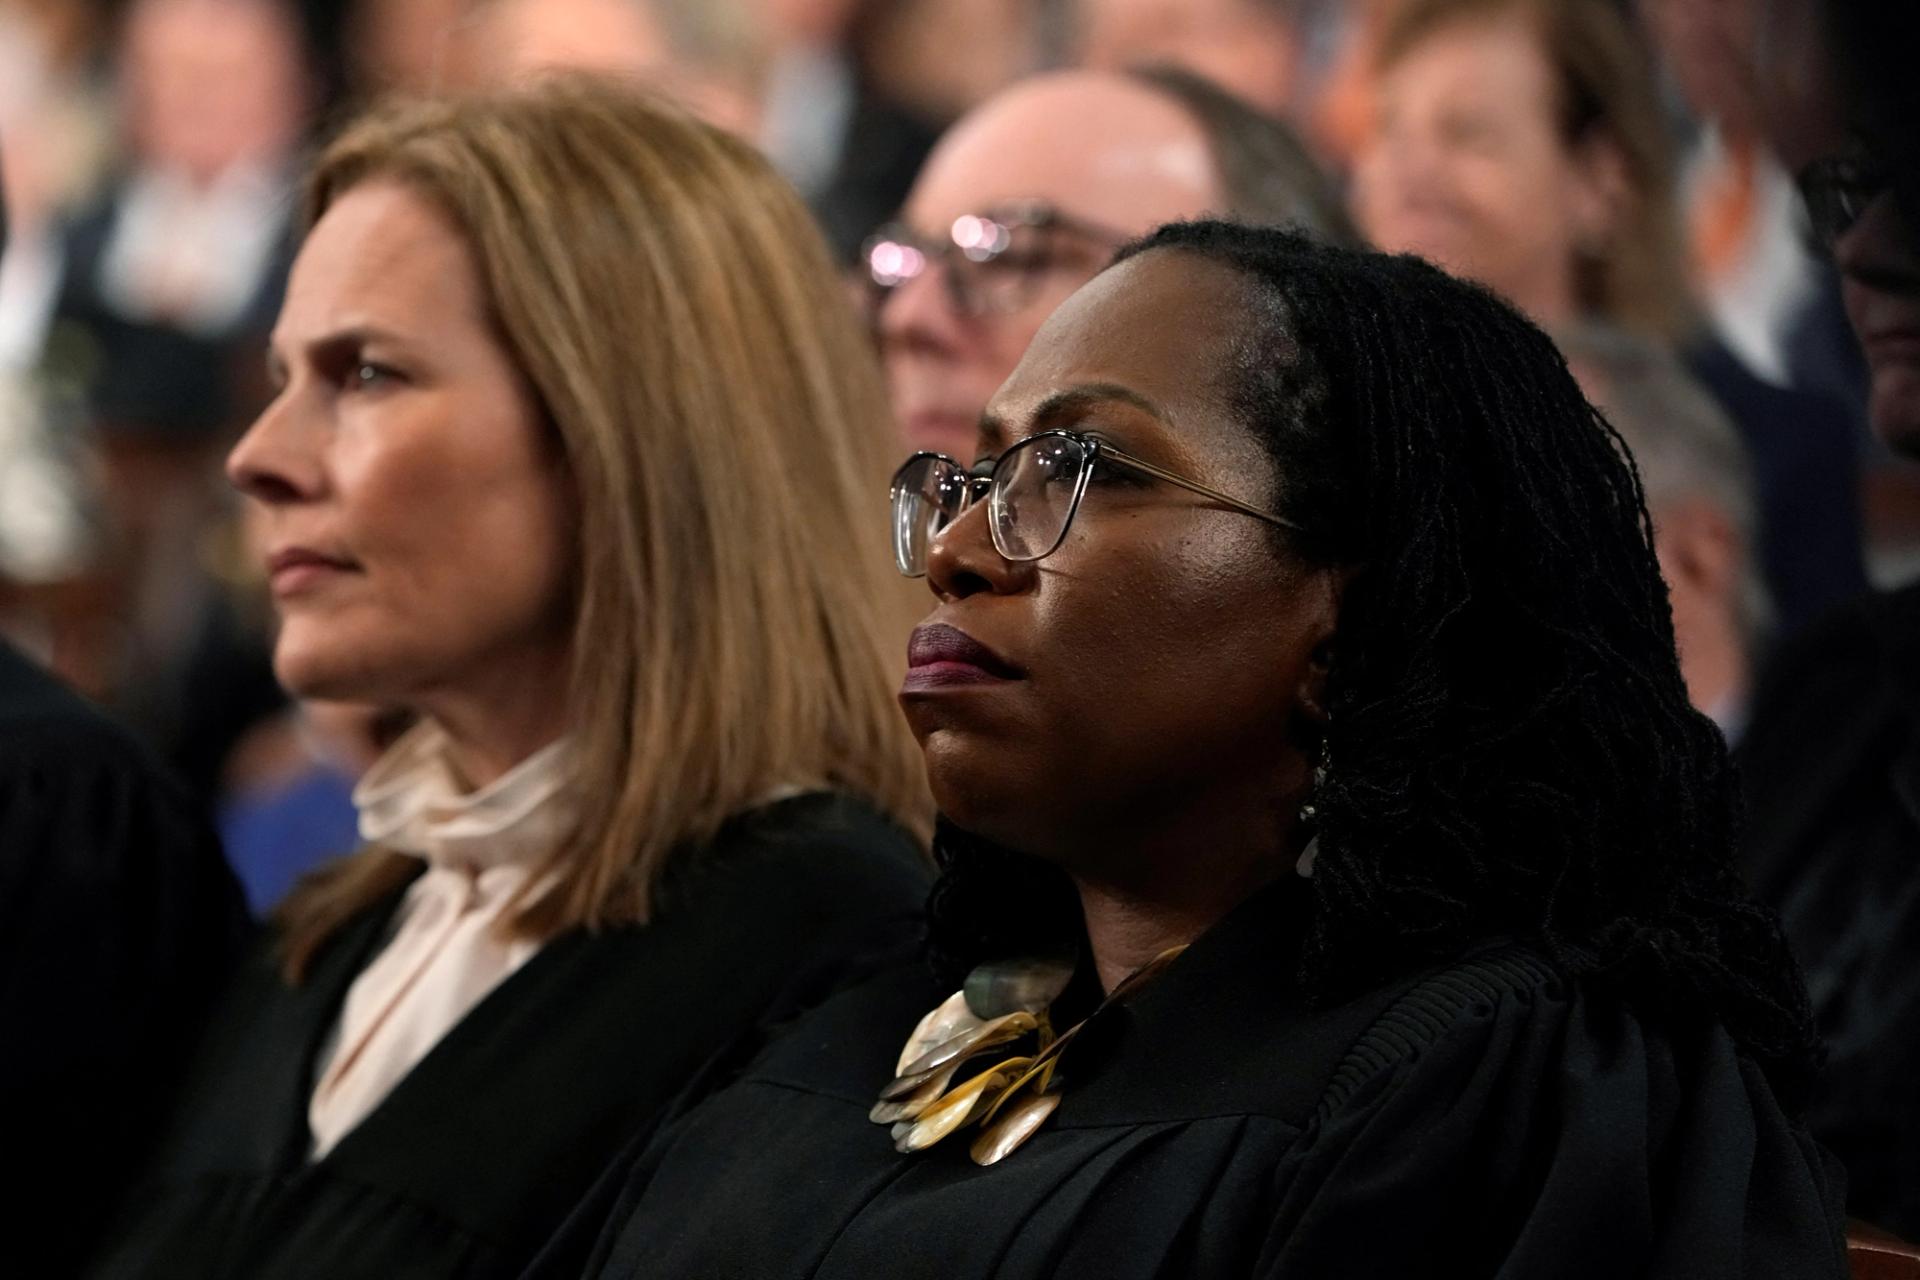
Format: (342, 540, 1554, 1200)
(352, 721, 575, 872)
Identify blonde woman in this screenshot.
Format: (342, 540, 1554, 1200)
(90, 77, 929, 1279)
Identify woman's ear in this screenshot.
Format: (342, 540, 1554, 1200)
(1295, 566, 1352, 723)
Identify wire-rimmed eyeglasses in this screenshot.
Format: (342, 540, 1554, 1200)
(889, 429, 1299, 578)
(861, 202, 1133, 319)
(1798, 148, 1891, 254)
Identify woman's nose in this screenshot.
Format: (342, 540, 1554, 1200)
(924, 497, 1030, 601)
(226, 389, 324, 505)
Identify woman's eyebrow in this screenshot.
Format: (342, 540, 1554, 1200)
(1030, 383, 1170, 430)
(977, 383, 1171, 448)
(975, 412, 1010, 455)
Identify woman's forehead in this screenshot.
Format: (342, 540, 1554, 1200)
(986, 251, 1261, 444)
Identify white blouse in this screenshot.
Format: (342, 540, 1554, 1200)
(307, 723, 575, 1158)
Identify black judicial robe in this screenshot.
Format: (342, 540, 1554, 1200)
(0, 642, 249, 1276)
(86, 793, 929, 1279)
(545, 875, 1847, 1280)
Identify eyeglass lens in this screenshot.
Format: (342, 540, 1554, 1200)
(1801, 156, 1889, 251)
(889, 434, 1093, 577)
(890, 454, 968, 577)
(864, 217, 1061, 318)
(988, 434, 1088, 561)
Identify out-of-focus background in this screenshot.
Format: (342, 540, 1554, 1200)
(0, 0, 1893, 911)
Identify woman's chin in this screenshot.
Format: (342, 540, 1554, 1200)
(271, 640, 387, 706)
(925, 767, 1057, 859)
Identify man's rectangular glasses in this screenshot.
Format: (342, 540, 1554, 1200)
(862, 202, 1132, 318)
(1798, 150, 1891, 254)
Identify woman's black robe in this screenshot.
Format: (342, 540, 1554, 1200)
(543, 874, 1848, 1279)
(0, 642, 250, 1276)
(86, 793, 930, 1279)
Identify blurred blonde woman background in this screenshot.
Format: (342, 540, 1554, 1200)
(88, 76, 930, 1279)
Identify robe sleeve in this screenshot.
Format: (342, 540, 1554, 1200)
(1255, 957, 1849, 1279)
(0, 695, 253, 1274)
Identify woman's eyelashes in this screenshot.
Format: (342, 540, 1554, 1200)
(1087, 460, 1151, 489)
(344, 359, 405, 393)
(302, 334, 412, 396)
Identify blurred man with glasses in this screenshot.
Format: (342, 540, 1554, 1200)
(1732, 0, 1920, 1239)
(865, 65, 1355, 466)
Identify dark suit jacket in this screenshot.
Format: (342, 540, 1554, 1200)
(1687, 338, 1867, 638)
(1739, 582, 1920, 1235)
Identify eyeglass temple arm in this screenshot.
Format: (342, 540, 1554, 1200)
(1098, 444, 1300, 532)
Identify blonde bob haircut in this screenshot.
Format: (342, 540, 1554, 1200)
(279, 76, 929, 979)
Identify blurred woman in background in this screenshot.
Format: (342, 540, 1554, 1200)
(88, 76, 929, 1279)
(1351, 0, 1865, 636)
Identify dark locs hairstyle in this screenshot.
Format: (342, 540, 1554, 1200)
(927, 220, 1818, 1097)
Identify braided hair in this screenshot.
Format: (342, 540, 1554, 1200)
(927, 220, 1818, 1097)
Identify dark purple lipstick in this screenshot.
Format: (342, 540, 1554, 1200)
(902, 623, 1020, 692)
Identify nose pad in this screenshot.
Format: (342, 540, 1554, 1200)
(925, 494, 1029, 600)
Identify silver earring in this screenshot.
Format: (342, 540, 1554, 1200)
(1296, 728, 1330, 878)
(1298, 724, 1332, 825)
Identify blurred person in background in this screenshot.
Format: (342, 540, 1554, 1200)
(854, 0, 1042, 130)
(0, 31, 101, 661)
(1641, 0, 1920, 595)
(1301, 0, 1394, 174)
(870, 64, 1356, 465)
(342, 0, 474, 96)
(78, 319, 286, 803)
(752, 0, 945, 262)
(1750, 0, 1920, 458)
(0, 147, 250, 1280)
(0, 0, 121, 675)
(53, 0, 312, 349)
(464, 0, 763, 135)
(0, 0, 114, 373)
(33, 0, 316, 817)
(1640, 0, 1862, 409)
(1351, 0, 1865, 638)
(462, 0, 946, 264)
(1559, 324, 1767, 739)
(218, 698, 408, 914)
(87, 78, 930, 1278)
(1726, 0, 1920, 1238)
(1073, 0, 1301, 118)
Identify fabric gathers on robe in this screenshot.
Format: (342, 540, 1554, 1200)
(308, 723, 573, 1156)
(87, 791, 930, 1279)
(535, 873, 1848, 1280)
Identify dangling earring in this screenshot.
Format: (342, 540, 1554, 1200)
(1296, 723, 1331, 878)
(1297, 723, 1332, 825)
